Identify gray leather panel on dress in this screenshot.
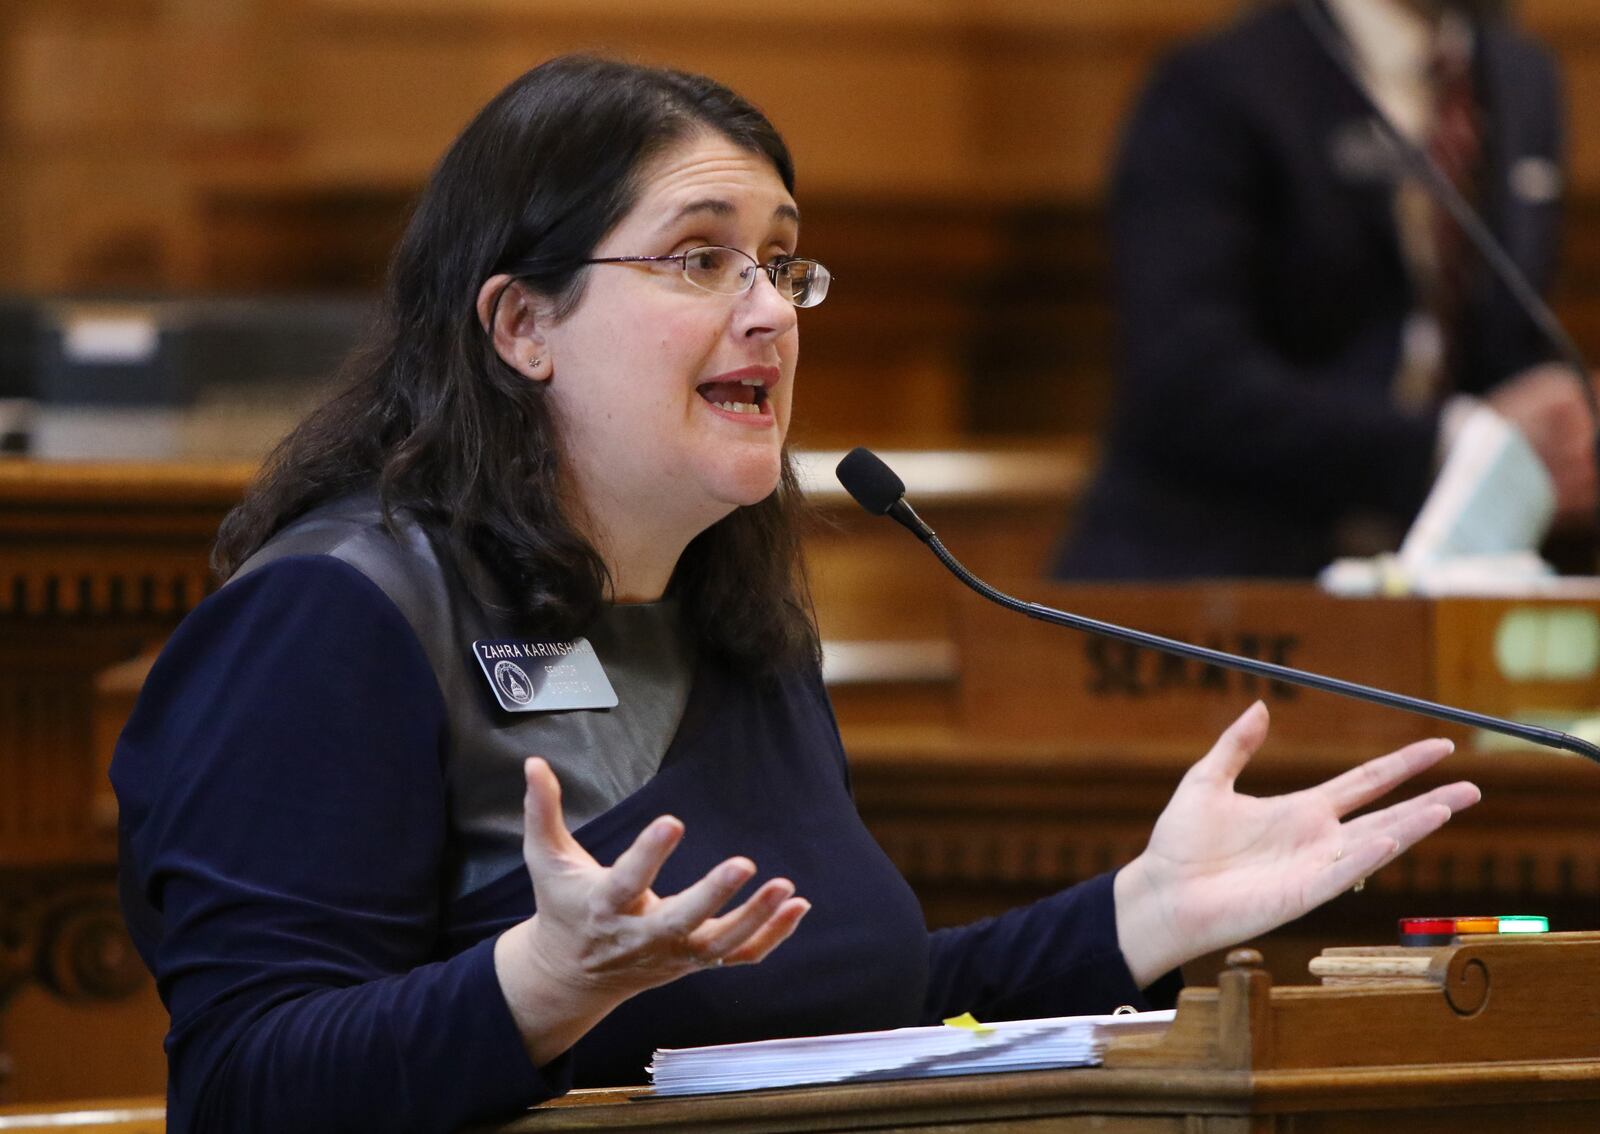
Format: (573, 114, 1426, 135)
(233, 495, 692, 900)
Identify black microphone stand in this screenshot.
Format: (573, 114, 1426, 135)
(880, 493, 1600, 766)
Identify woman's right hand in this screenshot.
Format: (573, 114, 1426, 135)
(493, 757, 810, 1065)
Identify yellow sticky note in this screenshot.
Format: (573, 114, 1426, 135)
(941, 1012, 994, 1035)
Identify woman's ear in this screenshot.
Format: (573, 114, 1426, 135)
(476, 274, 552, 382)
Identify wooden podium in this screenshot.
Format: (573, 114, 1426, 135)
(1, 935, 1593, 1132)
(844, 581, 1600, 973)
(950, 581, 1600, 759)
(484, 933, 1600, 1133)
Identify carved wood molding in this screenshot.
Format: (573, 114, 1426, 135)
(0, 872, 146, 1089)
(2, 562, 214, 620)
(866, 817, 1600, 900)
(848, 745, 1600, 901)
(0, 462, 248, 618)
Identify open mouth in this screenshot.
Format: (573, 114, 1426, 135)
(696, 377, 770, 416)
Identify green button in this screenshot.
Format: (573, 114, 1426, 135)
(1496, 916, 1549, 934)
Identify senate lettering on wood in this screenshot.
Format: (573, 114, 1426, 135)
(1083, 632, 1302, 701)
(956, 584, 1600, 759)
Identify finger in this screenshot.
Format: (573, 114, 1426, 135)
(1331, 800, 1452, 893)
(688, 877, 797, 960)
(1314, 738, 1456, 817)
(1311, 798, 1461, 907)
(1188, 701, 1270, 786)
(522, 758, 588, 866)
(653, 856, 757, 936)
(1373, 800, 1459, 857)
(720, 898, 812, 966)
(600, 815, 687, 908)
(1306, 835, 1399, 906)
(1339, 780, 1480, 843)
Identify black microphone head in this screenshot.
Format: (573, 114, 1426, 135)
(836, 447, 905, 515)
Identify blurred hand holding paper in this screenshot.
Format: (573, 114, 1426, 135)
(1322, 402, 1564, 596)
(1398, 402, 1556, 569)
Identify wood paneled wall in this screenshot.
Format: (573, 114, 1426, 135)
(7, 1, 1600, 445)
(7, 1, 1600, 288)
(0, 0, 1228, 297)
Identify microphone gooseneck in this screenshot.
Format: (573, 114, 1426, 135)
(836, 448, 1600, 766)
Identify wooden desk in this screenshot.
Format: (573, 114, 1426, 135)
(495, 1062, 1600, 1132)
(842, 582, 1600, 974)
(952, 581, 1600, 758)
(0, 1097, 164, 1133)
(9, 935, 1594, 1132)
(483, 934, 1600, 1133)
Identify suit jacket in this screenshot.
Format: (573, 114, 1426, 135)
(1056, 0, 1564, 579)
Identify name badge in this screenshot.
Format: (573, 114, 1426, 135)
(471, 638, 619, 712)
(1328, 119, 1401, 185)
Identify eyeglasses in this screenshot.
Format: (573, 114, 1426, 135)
(581, 245, 832, 308)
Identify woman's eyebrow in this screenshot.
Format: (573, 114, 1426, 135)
(655, 198, 801, 232)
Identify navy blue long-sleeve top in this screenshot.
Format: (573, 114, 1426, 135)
(113, 555, 1175, 1133)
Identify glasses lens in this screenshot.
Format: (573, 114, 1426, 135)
(682, 247, 749, 294)
(780, 260, 830, 308)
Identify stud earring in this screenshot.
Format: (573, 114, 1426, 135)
(527, 357, 542, 371)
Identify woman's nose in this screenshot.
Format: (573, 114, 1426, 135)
(734, 269, 798, 340)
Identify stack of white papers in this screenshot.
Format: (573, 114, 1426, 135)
(648, 1010, 1175, 1096)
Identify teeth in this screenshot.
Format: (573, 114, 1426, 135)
(739, 378, 764, 386)
(715, 400, 762, 414)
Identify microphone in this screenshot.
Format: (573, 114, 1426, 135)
(835, 447, 934, 544)
(836, 447, 1600, 766)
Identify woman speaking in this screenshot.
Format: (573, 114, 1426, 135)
(111, 55, 1478, 1133)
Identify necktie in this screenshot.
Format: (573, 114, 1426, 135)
(1425, 25, 1483, 385)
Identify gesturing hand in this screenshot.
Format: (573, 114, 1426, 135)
(1113, 702, 1481, 987)
(493, 757, 810, 1065)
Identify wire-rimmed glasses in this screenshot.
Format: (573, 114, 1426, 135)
(582, 245, 831, 308)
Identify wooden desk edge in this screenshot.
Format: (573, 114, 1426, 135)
(493, 1059, 1600, 1130)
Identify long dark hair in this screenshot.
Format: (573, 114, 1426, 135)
(214, 56, 818, 673)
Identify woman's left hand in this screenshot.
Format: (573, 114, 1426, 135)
(1113, 701, 1481, 987)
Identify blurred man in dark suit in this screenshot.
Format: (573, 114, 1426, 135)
(1056, 0, 1594, 579)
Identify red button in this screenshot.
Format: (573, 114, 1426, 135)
(1400, 918, 1455, 935)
